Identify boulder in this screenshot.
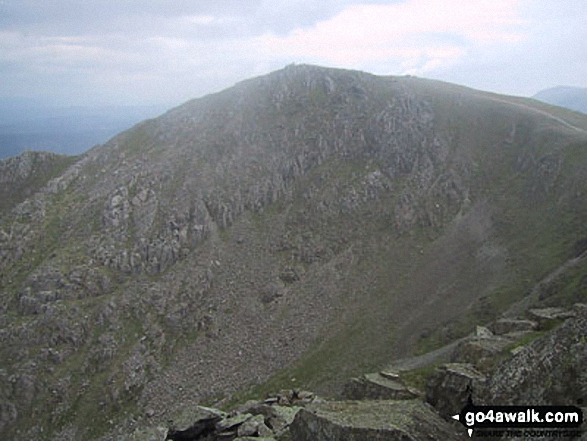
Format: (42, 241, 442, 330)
(257, 422, 274, 438)
(236, 414, 265, 437)
(215, 413, 252, 432)
(290, 399, 465, 440)
(426, 363, 487, 418)
(167, 406, 225, 440)
(342, 372, 421, 400)
(250, 404, 301, 436)
(263, 389, 317, 406)
(450, 335, 512, 364)
(489, 318, 538, 336)
(527, 307, 576, 329)
(476, 325, 493, 337)
(234, 400, 264, 415)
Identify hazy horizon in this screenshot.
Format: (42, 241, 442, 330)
(1, 0, 586, 158)
(1, 0, 585, 109)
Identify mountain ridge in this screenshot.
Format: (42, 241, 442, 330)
(1, 64, 587, 440)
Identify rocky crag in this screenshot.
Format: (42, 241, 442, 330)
(1, 65, 587, 440)
(128, 303, 585, 440)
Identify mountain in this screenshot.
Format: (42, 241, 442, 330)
(1, 64, 587, 440)
(533, 86, 587, 114)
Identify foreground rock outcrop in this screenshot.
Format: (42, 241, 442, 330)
(125, 304, 587, 441)
(424, 304, 587, 438)
(426, 363, 486, 418)
(136, 390, 319, 441)
(342, 371, 422, 401)
(290, 399, 465, 441)
(485, 305, 587, 406)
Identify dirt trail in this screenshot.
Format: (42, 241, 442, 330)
(385, 336, 468, 372)
(504, 250, 587, 318)
(488, 96, 587, 135)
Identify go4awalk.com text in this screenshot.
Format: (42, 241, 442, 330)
(452, 404, 583, 438)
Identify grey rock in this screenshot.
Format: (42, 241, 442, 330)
(257, 421, 274, 438)
(342, 372, 422, 400)
(237, 414, 265, 437)
(450, 335, 512, 364)
(490, 319, 538, 335)
(476, 325, 493, 337)
(235, 400, 263, 415)
(528, 307, 576, 328)
(290, 399, 465, 440)
(215, 412, 252, 432)
(426, 363, 487, 418)
(379, 370, 401, 380)
(251, 404, 301, 435)
(485, 311, 587, 405)
(168, 405, 226, 436)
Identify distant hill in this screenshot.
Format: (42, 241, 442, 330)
(533, 86, 587, 113)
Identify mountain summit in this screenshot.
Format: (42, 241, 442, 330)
(1, 64, 587, 440)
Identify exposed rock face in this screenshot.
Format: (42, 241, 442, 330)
(167, 406, 226, 439)
(424, 304, 587, 441)
(426, 363, 487, 418)
(527, 307, 576, 329)
(0, 151, 76, 215)
(485, 308, 587, 406)
(290, 399, 466, 440)
(1, 64, 587, 440)
(489, 319, 538, 336)
(245, 404, 301, 437)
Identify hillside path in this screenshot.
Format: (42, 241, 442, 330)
(488, 96, 587, 135)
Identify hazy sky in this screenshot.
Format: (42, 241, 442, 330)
(1, 0, 585, 108)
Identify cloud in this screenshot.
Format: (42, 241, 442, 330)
(0, 0, 584, 106)
(257, 0, 527, 75)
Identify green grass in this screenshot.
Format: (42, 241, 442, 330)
(400, 365, 439, 392)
